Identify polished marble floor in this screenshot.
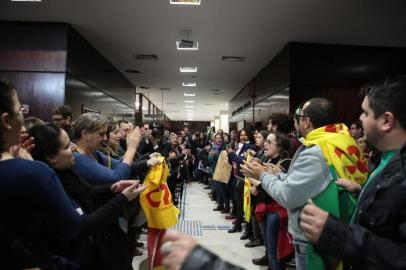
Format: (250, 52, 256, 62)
(133, 181, 286, 270)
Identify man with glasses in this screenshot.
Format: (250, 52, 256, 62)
(52, 105, 72, 132)
(241, 98, 366, 270)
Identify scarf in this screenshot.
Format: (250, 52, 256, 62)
(303, 124, 368, 270)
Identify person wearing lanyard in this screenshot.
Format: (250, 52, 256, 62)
(300, 75, 406, 270)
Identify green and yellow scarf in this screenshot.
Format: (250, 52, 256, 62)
(303, 124, 368, 270)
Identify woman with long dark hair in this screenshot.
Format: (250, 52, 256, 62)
(29, 123, 146, 270)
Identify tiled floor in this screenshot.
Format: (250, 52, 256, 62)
(133, 182, 275, 270)
(182, 182, 268, 270)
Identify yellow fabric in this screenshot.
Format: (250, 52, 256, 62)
(140, 156, 179, 229)
(243, 153, 252, 223)
(303, 124, 368, 185)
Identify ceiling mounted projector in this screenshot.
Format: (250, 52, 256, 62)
(179, 39, 194, 48)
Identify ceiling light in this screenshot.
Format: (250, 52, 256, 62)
(180, 67, 197, 73)
(185, 109, 194, 113)
(182, 82, 197, 87)
(184, 93, 196, 97)
(185, 100, 195, 103)
(185, 105, 194, 108)
(170, 0, 201, 5)
(176, 41, 199, 51)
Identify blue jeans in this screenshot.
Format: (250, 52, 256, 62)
(262, 212, 285, 270)
(293, 239, 307, 270)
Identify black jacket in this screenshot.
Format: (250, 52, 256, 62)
(181, 245, 244, 270)
(315, 144, 406, 270)
(52, 169, 132, 270)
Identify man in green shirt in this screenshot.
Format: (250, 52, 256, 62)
(300, 75, 406, 270)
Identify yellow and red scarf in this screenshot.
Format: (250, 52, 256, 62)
(303, 124, 368, 270)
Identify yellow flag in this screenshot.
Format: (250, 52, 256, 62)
(243, 153, 252, 223)
(304, 124, 368, 184)
(140, 156, 179, 229)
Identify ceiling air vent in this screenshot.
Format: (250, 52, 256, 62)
(159, 87, 171, 91)
(134, 54, 159, 60)
(125, 69, 141, 73)
(221, 56, 246, 62)
(140, 86, 150, 89)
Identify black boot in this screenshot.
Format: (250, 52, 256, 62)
(228, 224, 242, 233)
(213, 205, 224, 211)
(252, 254, 268, 266)
(240, 231, 253, 240)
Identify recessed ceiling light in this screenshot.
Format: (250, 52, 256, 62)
(185, 100, 195, 103)
(185, 109, 194, 113)
(176, 41, 199, 51)
(170, 0, 201, 5)
(184, 93, 196, 97)
(185, 105, 194, 108)
(182, 82, 197, 87)
(180, 67, 198, 73)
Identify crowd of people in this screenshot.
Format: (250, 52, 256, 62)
(1, 74, 406, 270)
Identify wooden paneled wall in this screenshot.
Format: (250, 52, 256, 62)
(0, 22, 68, 121)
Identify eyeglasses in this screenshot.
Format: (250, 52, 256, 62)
(294, 113, 305, 121)
(19, 104, 29, 115)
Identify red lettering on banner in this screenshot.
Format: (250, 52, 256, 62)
(146, 184, 172, 208)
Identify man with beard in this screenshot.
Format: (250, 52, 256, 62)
(300, 75, 406, 270)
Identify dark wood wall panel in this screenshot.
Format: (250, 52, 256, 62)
(0, 21, 67, 72)
(0, 71, 65, 121)
(0, 22, 68, 122)
(290, 42, 406, 88)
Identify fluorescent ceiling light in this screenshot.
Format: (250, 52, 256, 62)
(184, 93, 196, 97)
(170, 0, 201, 5)
(182, 82, 197, 87)
(185, 105, 194, 108)
(176, 41, 199, 51)
(185, 100, 195, 103)
(185, 110, 194, 113)
(180, 67, 198, 73)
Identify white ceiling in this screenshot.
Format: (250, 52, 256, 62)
(1, 0, 406, 121)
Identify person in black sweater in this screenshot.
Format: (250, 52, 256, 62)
(29, 123, 146, 270)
